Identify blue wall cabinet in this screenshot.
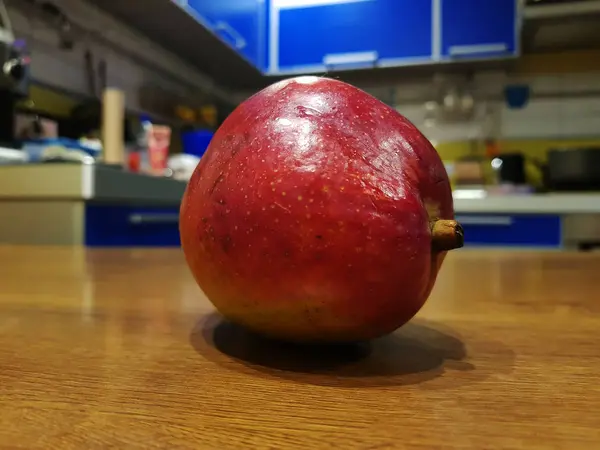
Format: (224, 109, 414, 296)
(440, 0, 519, 60)
(187, 0, 268, 70)
(269, 0, 434, 75)
(456, 214, 561, 248)
(180, 0, 521, 74)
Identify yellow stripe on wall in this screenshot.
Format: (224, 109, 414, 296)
(437, 138, 600, 187)
(436, 138, 600, 163)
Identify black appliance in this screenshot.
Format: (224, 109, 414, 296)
(495, 152, 527, 185)
(0, 34, 31, 146)
(547, 147, 600, 191)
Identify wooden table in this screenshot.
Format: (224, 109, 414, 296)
(1, 246, 599, 449)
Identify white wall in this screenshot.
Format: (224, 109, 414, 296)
(392, 72, 600, 142)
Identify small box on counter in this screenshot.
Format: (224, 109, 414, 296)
(127, 123, 172, 176)
(147, 125, 171, 176)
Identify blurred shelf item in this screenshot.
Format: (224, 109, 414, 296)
(0, 146, 27, 163)
(6, 0, 239, 122)
(522, 0, 600, 53)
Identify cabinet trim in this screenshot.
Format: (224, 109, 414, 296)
(449, 43, 508, 57)
(514, 0, 522, 57)
(323, 51, 378, 69)
(378, 56, 435, 69)
(258, 0, 267, 70)
(432, 0, 441, 60)
(213, 21, 248, 50)
(128, 213, 180, 225)
(271, 56, 434, 76)
(179, 1, 213, 31)
(455, 215, 514, 226)
(269, 0, 279, 72)
(271, 63, 327, 75)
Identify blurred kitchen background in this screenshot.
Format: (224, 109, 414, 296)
(1, 0, 600, 250)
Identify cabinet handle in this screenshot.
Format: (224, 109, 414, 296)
(213, 21, 247, 50)
(455, 215, 513, 226)
(448, 43, 508, 58)
(323, 51, 378, 69)
(128, 213, 180, 225)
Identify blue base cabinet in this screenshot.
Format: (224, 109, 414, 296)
(440, 0, 519, 60)
(84, 206, 560, 249)
(457, 214, 562, 248)
(85, 205, 181, 247)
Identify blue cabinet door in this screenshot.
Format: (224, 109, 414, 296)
(270, 0, 433, 75)
(440, 0, 519, 60)
(85, 205, 181, 247)
(375, 0, 434, 67)
(187, 0, 267, 70)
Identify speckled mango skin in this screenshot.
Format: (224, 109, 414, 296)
(180, 76, 454, 343)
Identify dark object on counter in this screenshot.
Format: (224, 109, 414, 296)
(495, 152, 527, 185)
(70, 50, 104, 136)
(0, 39, 31, 146)
(547, 147, 600, 191)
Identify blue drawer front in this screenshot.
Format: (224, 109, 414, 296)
(441, 0, 518, 59)
(85, 205, 181, 247)
(456, 214, 561, 248)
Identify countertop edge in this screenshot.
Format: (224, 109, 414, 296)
(0, 164, 187, 204)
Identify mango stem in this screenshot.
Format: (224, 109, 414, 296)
(431, 219, 464, 251)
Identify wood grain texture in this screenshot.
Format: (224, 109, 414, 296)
(0, 246, 599, 449)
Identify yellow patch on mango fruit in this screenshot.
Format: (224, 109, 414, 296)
(424, 200, 441, 220)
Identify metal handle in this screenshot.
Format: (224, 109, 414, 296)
(128, 213, 179, 225)
(448, 43, 508, 58)
(323, 51, 378, 69)
(455, 215, 514, 226)
(213, 21, 247, 49)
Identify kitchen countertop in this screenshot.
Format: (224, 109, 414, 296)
(453, 190, 600, 214)
(2, 164, 600, 214)
(1, 247, 599, 448)
(0, 163, 186, 204)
